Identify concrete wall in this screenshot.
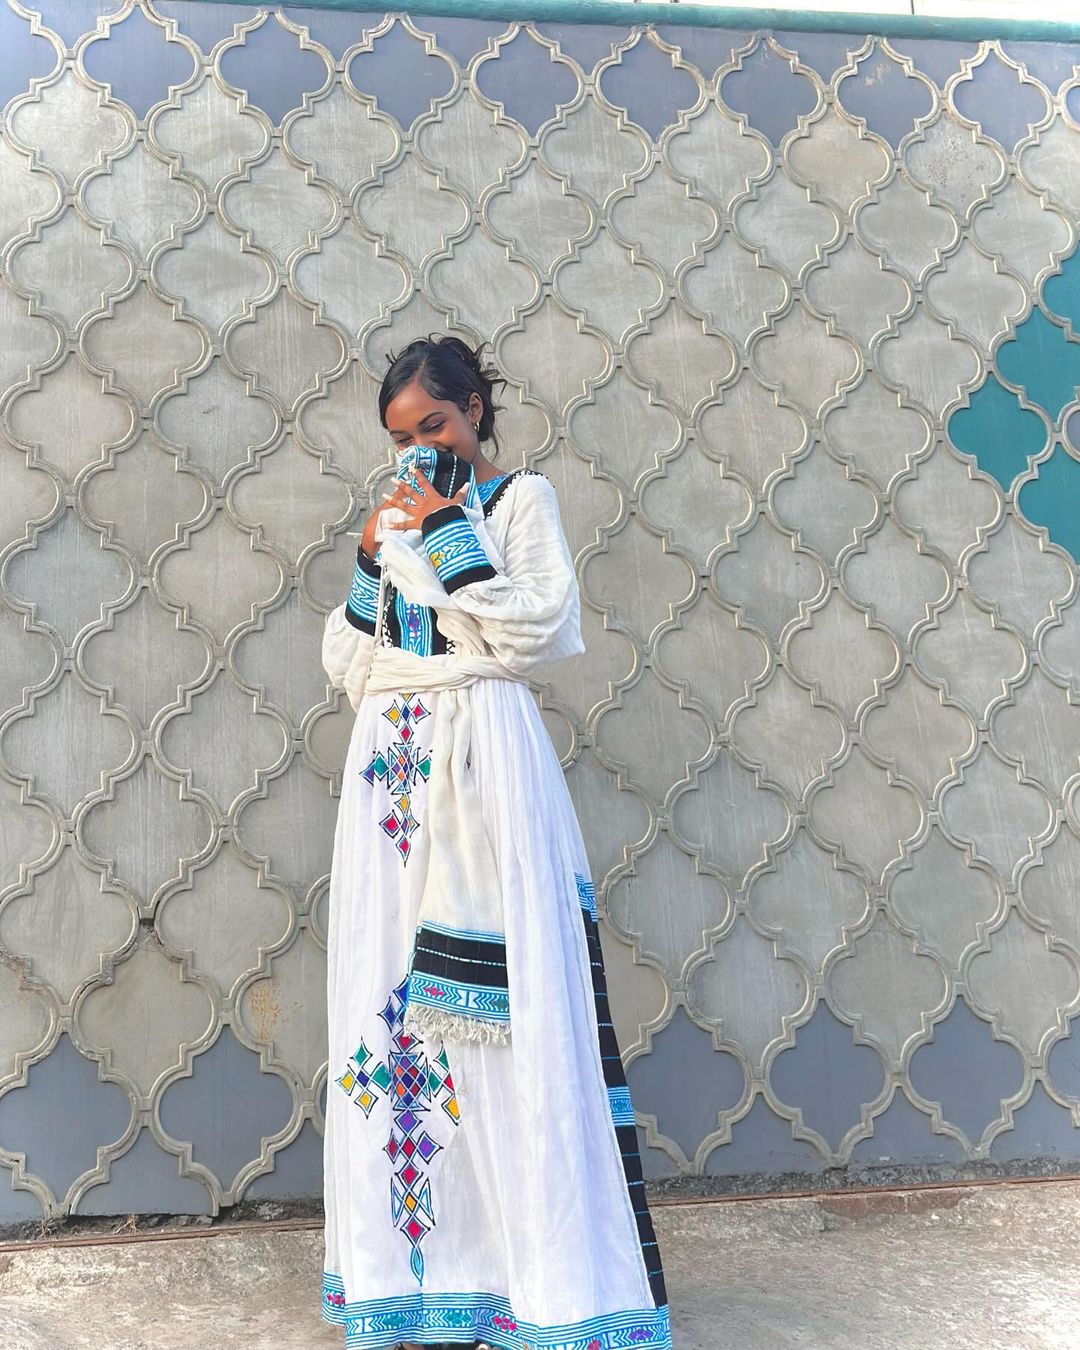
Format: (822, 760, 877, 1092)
(2, 1, 1080, 1222)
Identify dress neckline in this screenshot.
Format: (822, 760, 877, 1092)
(474, 472, 509, 502)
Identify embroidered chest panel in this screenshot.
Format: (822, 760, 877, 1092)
(379, 468, 541, 658)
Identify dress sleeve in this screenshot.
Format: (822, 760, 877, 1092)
(322, 545, 380, 704)
(418, 473, 584, 676)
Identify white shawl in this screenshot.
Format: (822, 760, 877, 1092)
(321, 472, 584, 1045)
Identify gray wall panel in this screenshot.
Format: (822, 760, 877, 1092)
(1, 1, 1080, 1221)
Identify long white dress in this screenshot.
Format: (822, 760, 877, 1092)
(320, 467, 671, 1350)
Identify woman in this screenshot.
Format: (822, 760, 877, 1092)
(320, 336, 670, 1350)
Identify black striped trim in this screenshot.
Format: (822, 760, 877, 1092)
(384, 581, 402, 649)
(580, 900, 668, 1308)
(443, 563, 499, 594)
(345, 546, 380, 634)
(355, 546, 380, 576)
(420, 502, 467, 537)
(421, 504, 499, 594)
(410, 924, 509, 991)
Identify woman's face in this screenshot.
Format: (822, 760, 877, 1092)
(384, 377, 483, 463)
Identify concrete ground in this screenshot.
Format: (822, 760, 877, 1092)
(2, 1180, 1079, 1349)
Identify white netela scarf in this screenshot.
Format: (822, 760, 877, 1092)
(344, 449, 523, 1046)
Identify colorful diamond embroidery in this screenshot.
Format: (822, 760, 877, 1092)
(334, 1039, 391, 1119)
(361, 694, 431, 864)
(335, 975, 461, 1285)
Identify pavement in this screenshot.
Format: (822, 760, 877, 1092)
(2, 1180, 1079, 1349)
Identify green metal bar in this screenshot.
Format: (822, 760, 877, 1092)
(187, 0, 1080, 43)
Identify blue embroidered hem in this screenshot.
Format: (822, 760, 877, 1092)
(320, 1275, 672, 1349)
(405, 971, 511, 1023)
(408, 922, 511, 1025)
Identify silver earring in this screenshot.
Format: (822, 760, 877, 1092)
(474, 420, 480, 432)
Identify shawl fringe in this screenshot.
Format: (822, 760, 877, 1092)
(404, 1004, 511, 1046)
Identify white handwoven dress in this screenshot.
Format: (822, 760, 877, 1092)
(320, 468, 670, 1350)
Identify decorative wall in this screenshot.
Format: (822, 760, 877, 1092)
(2, 0, 1080, 1222)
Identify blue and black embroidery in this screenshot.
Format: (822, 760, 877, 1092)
(376, 469, 540, 659)
(407, 921, 510, 1028)
(345, 547, 381, 635)
(421, 504, 499, 593)
(576, 873, 668, 1311)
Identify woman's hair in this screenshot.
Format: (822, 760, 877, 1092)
(379, 335, 505, 453)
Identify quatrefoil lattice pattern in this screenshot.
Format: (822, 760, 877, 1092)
(3, 2, 1080, 1222)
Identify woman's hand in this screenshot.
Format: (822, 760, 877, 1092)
(358, 499, 391, 559)
(382, 468, 468, 531)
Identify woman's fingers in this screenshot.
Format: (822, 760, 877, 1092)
(386, 510, 420, 531)
(383, 483, 416, 508)
(381, 489, 423, 530)
(380, 465, 466, 532)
